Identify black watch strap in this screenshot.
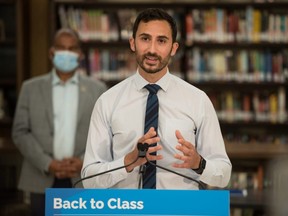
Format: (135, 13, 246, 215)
(192, 156, 206, 174)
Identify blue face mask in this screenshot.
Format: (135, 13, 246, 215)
(53, 50, 80, 73)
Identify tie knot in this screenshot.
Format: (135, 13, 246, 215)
(145, 84, 161, 94)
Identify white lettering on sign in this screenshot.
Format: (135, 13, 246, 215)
(53, 198, 87, 209)
(107, 198, 144, 209)
(90, 198, 105, 209)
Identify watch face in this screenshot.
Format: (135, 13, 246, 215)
(192, 157, 206, 174)
(201, 158, 206, 169)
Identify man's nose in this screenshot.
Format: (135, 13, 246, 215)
(148, 40, 157, 53)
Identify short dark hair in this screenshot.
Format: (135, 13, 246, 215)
(132, 8, 177, 43)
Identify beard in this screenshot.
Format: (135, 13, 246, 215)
(135, 49, 172, 74)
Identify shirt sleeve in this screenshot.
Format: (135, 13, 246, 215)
(196, 93, 232, 188)
(81, 96, 129, 188)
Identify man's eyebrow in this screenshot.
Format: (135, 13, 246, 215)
(157, 35, 169, 40)
(138, 33, 151, 37)
(138, 33, 169, 40)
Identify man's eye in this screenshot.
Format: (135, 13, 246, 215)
(141, 37, 149, 41)
(158, 39, 167, 44)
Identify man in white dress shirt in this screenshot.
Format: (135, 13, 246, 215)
(82, 8, 232, 189)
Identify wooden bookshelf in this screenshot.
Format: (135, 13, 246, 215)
(226, 142, 288, 159)
(0, 0, 29, 118)
(0, 0, 29, 214)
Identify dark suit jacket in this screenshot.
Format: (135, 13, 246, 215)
(12, 72, 107, 193)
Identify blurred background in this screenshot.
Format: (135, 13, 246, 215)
(0, 0, 288, 215)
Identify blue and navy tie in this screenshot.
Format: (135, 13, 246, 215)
(143, 84, 161, 189)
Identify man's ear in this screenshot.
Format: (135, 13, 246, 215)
(170, 42, 179, 57)
(129, 37, 135, 52)
(49, 47, 55, 61)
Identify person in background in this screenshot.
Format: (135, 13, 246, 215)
(81, 8, 231, 190)
(12, 28, 107, 216)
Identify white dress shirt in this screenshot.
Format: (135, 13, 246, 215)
(52, 70, 79, 160)
(82, 71, 231, 189)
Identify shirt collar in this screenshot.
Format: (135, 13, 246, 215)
(134, 69, 171, 92)
(52, 68, 79, 86)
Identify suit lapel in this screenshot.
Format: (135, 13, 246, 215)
(41, 74, 54, 131)
(77, 77, 88, 124)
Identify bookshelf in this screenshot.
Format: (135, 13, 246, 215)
(0, 0, 28, 213)
(0, 0, 29, 131)
(0, 0, 29, 118)
(49, 0, 288, 215)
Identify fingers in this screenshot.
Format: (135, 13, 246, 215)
(146, 154, 163, 162)
(125, 128, 162, 172)
(65, 158, 83, 172)
(138, 127, 160, 144)
(55, 171, 68, 179)
(139, 127, 162, 161)
(51, 158, 83, 178)
(175, 130, 194, 150)
(54, 162, 79, 178)
(175, 130, 184, 140)
(176, 142, 195, 156)
(174, 130, 201, 169)
(173, 154, 192, 168)
(173, 152, 197, 169)
(145, 145, 163, 161)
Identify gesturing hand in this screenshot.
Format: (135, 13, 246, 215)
(124, 127, 162, 172)
(173, 130, 201, 169)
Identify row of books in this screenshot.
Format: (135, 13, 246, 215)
(224, 132, 288, 145)
(57, 6, 182, 41)
(186, 7, 288, 43)
(187, 48, 288, 83)
(208, 87, 286, 123)
(58, 6, 122, 41)
(88, 48, 182, 80)
(228, 171, 259, 190)
(86, 46, 288, 83)
(88, 48, 137, 74)
(217, 110, 287, 123)
(57, 5, 288, 44)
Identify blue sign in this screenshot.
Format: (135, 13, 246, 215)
(46, 188, 229, 216)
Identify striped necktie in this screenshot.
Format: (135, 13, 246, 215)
(143, 84, 161, 189)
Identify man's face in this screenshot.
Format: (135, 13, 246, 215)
(130, 20, 178, 75)
(49, 33, 83, 74)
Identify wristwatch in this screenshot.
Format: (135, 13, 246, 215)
(192, 156, 206, 174)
